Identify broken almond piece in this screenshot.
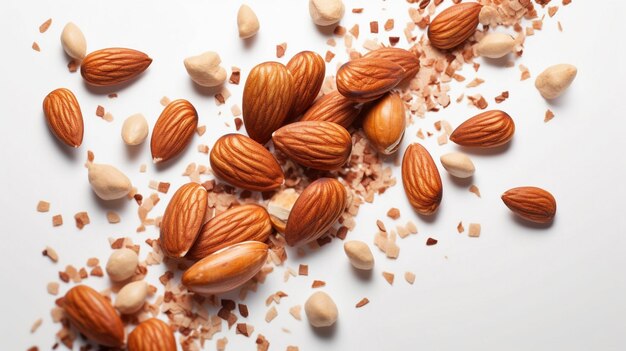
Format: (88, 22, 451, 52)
(74, 211, 90, 229)
(404, 271, 416, 284)
(355, 297, 369, 308)
(469, 223, 481, 237)
(469, 185, 482, 198)
(106, 211, 120, 224)
(52, 214, 63, 227)
(382, 272, 394, 285)
(42, 246, 59, 263)
(289, 305, 302, 320)
(265, 306, 278, 323)
(37, 201, 50, 212)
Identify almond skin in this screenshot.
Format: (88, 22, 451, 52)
(159, 183, 208, 258)
(80, 48, 152, 86)
(364, 47, 420, 85)
(428, 2, 482, 50)
(402, 143, 443, 216)
(182, 241, 269, 295)
(42, 88, 84, 147)
(186, 204, 273, 260)
(450, 110, 515, 148)
(336, 57, 405, 102)
(210, 133, 284, 191)
(243, 61, 295, 144)
(300, 90, 362, 128)
(287, 51, 326, 119)
(62, 285, 124, 347)
(501, 187, 556, 224)
(272, 121, 352, 171)
(127, 318, 177, 351)
(150, 99, 198, 163)
(284, 178, 347, 246)
(362, 93, 406, 155)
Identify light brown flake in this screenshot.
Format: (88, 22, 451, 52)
(558, 21, 563, 32)
(287, 347, 299, 351)
(52, 214, 63, 227)
(406, 221, 418, 234)
(265, 306, 278, 323)
(469, 223, 481, 237)
(30, 318, 43, 333)
(103, 112, 114, 122)
(352, 8, 363, 13)
(139, 164, 147, 173)
(67, 60, 78, 73)
(404, 271, 416, 284)
(234, 117, 243, 131)
(106, 211, 120, 224)
(384, 19, 394, 31)
(256, 334, 270, 351)
(469, 185, 481, 198)
(325, 50, 335, 63)
(217, 337, 228, 351)
(548, 6, 558, 17)
(349, 24, 359, 39)
(37, 201, 50, 213)
(160, 96, 171, 106)
(289, 305, 302, 321)
(311, 280, 326, 288)
(42, 246, 59, 263)
(519, 64, 531, 81)
(457, 221, 465, 233)
(466, 78, 485, 88)
(90, 266, 103, 277)
(387, 208, 400, 220)
(334, 25, 346, 36)
(298, 264, 308, 276)
(495, 91, 509, 104)
(355, 297, 369, 308)
(231, 104, 242, 117)
(236, 323, 254, 337)
(370, 21, 379, 33)
(544, 109, 555, 122)
(74, 212, 90, 229)
(86, 257, 99, 267)
(95, 105, 105, 118)
(32, 42, 40, 52)
(196, 125, 207, 136)
(47, 282, 59, 295)
(229, 67, 241, 85)
(39, 18, 52, 33)
(382, 271, 394, 285)
(276, 42, 287, 58)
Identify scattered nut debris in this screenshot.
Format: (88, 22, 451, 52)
(469, 185, 482, 198)
(160, 96, 171, 106)
(52, 214, 63, 227)
(289, 305, 302, 321)
(387, 207, 400, 220)
(74, 212, 90, 229)
(298, 264, 308, 276)
(47, 282, 59, 295)
(217, 337, 228, 351)
(95, 105, 105, 118)
(106, 211, 120, 224)
(457, 221, 465, 233)
(236, 323, 254, 337)
(39, 18, 52, 33)
(312, 280, 326, 288)
(229, 67, 241, 85)
(265, 306, 278, 323)
(42, 246, 59, 263)
(469, 223, 481, 237)
(384, 19, 394, 31)
(37, 201, 50, 212)
(355, 297, 370, 308)
(544, 109, 555, 122)
(495, 91, 509, 103)
(30, 318, 43, 333)
(404, 272, 416, 285)
(276, 43, 287, 58)
(382, 272, 394, 285)
(32, 42, 40, 52)
(256, 334, 270, 351)
(426, 237, 438, 246)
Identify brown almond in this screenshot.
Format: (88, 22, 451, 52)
(186, 204, 273, 260)
(501, 187, 557, 224)
(285, 178, 347, 246)
(150, 99, 198, 163)
(273, 121, 352, 170)
(243, 61, 295, 144)
(159, 183, 208, 258)
(62, 285, 124, 347)
(336, 57, 405, 102)
(450, 110, 515, 148)
(362, 93, 406, 155)
(42, 88, 84, 148)
(210, 133, 284, 191)
(364, 47, 420, 85)
(286, 51, 326, 119)
(402, 143, 443, 216)
(127, 318, 177, 351)
(81, 48, 152, 86)
(300, 90, 362, 128)
(428, 2, 482, 50)
(182, 241, 269, 295)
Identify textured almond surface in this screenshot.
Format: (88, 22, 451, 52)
(127, 318, 177, 351)
(80, 48, 152, 86)
(402, 143, 443, 216)
(62, 285, 124, 347)
(285, 178, 347, 246)
(186, 204, 272, 260)
(300, 90, 362, 128)
(182, 241, 269, 295)
(150, 99, 198, 163)
(159, 183, 208, 258)
(362, 93, 406, 155)
(428, 2, 482, 50)
(364, 47, 420, 84)
(242, 61, 295, 144)
(273, 121, 352, 170)
(42, 88, 84, 147)
(450, 110, 515, 148)
(286, 51, 326, 119)
(210, 133, 284, 191)
(502, 187, 557, 224)
(336, 57, 405, 102)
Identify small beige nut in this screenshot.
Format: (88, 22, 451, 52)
(121, 113, 149, 146)
(304, 291, 338, 327)
(535, 64, 577, 99)
(106, 248, 139, 282)
(115, 280, 148, 314)
(309, 0, 345, 26)
(184, 52, 227, 87)
(475, 33, 516, 59)
(87, 162, 132, 200)
(440, 152, 475, 178)
(60, 22, 87, 60)
(343, 241, 374, 270)
(237, 4, 260, 39)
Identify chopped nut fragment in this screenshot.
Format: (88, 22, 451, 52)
(469, 185, 481, 198)
(74, 212, 90, 229)
(287, 347, 299, 351)
(30, 318, 43, 333)
(325, 50, 335, 62)
(217, 337, 228, 351)
(42, 246, 59, 263)
(37, 201, 50, 212)
(349, 24, 359, 39)
(256, 334, 270, 351)
(457, 221, 465, 233)
(236, 323, 254, 337)
(352, 8, 363, 13)
(382, 271, 394, 285)
(39, 18, 52, 33)
(426, 237, 438, 246)
(47, 282, 59, 295)
(196, 125, 207, 136)
(276, 42, 287, 58)
(355, 297, 369, 308)
(239, 303, 249, 318)
(229, 67, 241, 85)
(265, 306, 278, 323)
(544, 109, 555, 122)
(90, 266, 103, 277)
(95, 105, 105, 117)
(311, 280, 326, 288)
(370, 21, 379, 33)
(106, 211, 120, 224)
(160, 96, 171, 106)
(32, 42, 40, 52)
(404, 271, 416, 284)
(495, 91, 509, 104)
(469, 223, 481, 237)
(384, 19, 394, 31)
(289, 305, 302, 320)
(86, 257, 99, 267)
(376, 220, 386, 232)
(298, 264, 308, 276)
(67, 60, 78, 73)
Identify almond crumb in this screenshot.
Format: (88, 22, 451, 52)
(265, 306, 278, 323)
(457, 221, 465, 233)
(52, 214, 63, 227)
(382, 271, 394, 285)
(106, 211, 120, 224)
(37, 201, 50, 212)
(311, 280, 326, 288)
(289, 305, 302, 320)
(276, 42, 287, 58)
(387, 208, 400, 220)
(42, 246, 59, 263)
(39, 18, 52, 33)
(74, 212, 90, 229)
(160, 96, 171, 106)
(32, 42, 40, 52)
(370, 21, 379, 33)
(426, 237, 438, 246)
(544, 109, 555, 122)
(355, 297, 369, 308)
(405, 271, 416, 284)
(469, 223, 481, 237)
(95, 105, 105, 118)
(298, 264, 308, 276)
(469, 185, 481, 198)
(30, 318, 43, 333)
(47, 282, 59, 295)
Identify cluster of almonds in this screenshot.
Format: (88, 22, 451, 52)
(37, 1, 576, 349)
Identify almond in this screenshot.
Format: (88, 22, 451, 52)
(81, 48, 152, 86)
(286, 51, 326, 119)
(440, 152, 475, 178)
(450, 110, 515, 148)
(159, 183, 208, 258)
(272, 121, 352, 170)
(364, 47, 420, 85)
(242, 61, 295, 144)
(501, 187, 556, 224)
(474, 33, 516, 58)
(182, 241, 269, 295)
(62, 285, 124, 347)
(535, 64, 577, 100)
(284, 178, 347, 246)
(362, 93, 406, 155)
(186, 204, 273, 260)
(210, 133, 284, 191)
(128, 318, 177, 351)
(150, 99, 198, 163)
(402, 143, 443, 216)
(42, 88, 84, 148)
(336, 57, 405, 102)
(300, 90, 362, 128)
(428, 2, 482, 50)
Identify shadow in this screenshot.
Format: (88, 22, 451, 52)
(310, 321, 338, 338)
(351, 266, 373, 281)
(482, 55, 515, 68)
(90, 190, 129, 211)
(418, 210, 440, 223)
(313, 23, 337, 36)
(125, 144, 144, 161)
(82, 70, 150, 95)
(455, 141, 513, 156)
(190, 82, 224, 97)
(447, 174, 474, 188)
(47, 125, 80, 161)
(512, 214, 555, 230)
(241, 34, 258, 49)
(545, 94, 570, 108)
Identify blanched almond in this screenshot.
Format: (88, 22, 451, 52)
(61, 22, 87, 60)
(121, 113, 149, 146)
(440, 152, 475, 178)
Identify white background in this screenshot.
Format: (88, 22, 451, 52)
(1, 0, 625, 350)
